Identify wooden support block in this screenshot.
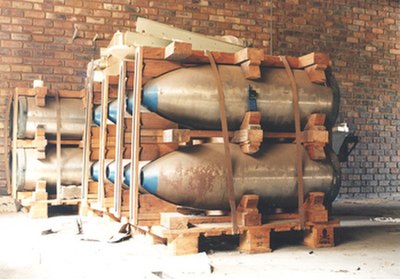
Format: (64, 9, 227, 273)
(305, 113, 326, 129)
(237, 194, 259, 212)
(298, 52, 330, 68)
(304, 64, 327, 84)
(304, 225, 335, 248)
(237, 195, 261, 226)
(302, 130, 329, 144)
(304, 192, 328, 223)
(163, 129, 191, 143)
(304, 143, 326, 160)
(240, 112, 261, 129)
(143, 46, 165, 60)
(164, 41, 192, 61)
(168, 233, 199, 255)
(240, 60, 261, 79)
(36, 180, 47, 192)
(160, 212, 189, 230)
(29, 203, 48, 219)
(233, 112, 263, 154)
(239, 229, 271, 253)
(35, 87, 47, 107)
(32, 191, 48, 201)
(234, 48, 264, 64)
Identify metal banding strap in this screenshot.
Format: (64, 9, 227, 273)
(206, 50, 239, 234)
(280, 55, 305, 229)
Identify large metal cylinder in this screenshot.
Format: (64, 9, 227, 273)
(15, 147, 83, 191)
(14, 96, 85, 139)
(141, 143, 340, 210)
(141, 65, 340, 131)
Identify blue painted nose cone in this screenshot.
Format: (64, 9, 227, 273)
(140, 168, 158, 195)
(106, 161, 116, 183)
(108, 100, 118, 124)
(93, 106, 101, 126)
(90, 161, 100, 182)
(123, 164, 131, 187)
(142, 85, 159, 112)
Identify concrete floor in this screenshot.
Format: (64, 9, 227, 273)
(0, 200, 399, 279)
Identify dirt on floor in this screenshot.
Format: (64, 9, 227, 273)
(0, 199, 399, 279)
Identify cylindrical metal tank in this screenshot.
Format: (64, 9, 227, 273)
(141, 143, 341, 210)
(13, 96, 85, 139)
(15, 147, 83, 191)
(141, 65, 340, 131)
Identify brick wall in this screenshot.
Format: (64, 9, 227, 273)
(0, 0, 399, 198)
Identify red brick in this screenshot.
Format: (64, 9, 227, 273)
(12, 1, 33, 9)
(24, 10, 45, 18)
(54, 5, 74, 13)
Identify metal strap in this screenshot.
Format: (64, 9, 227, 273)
(280, 55, 305, 229)
(206, 50, 239, 234)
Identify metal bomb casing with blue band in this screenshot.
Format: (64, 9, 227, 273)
(140, 65, 339, 131)
(140, 143, 341, 211)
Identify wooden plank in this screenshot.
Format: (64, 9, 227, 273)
(129, 47, 143, 225)
(98, 75, 110, 208)
(143, 60, 182, 78)
(55, 93, 62, 202)
(81, 61, 95, 202)
(113, 61, 127, 218)
(298, 52, 330, 68)
(160, 213, 189, 230)
(164, 41, 192, 61)
(280, 56, 305, 229)
(234, 48, 264, 64)
(207, 50, 238, 234)
(12, 92, 18, 198)
(57, 89, 86, 98)
(262, 55, 299, 68)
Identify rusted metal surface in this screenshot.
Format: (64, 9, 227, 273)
(15, 147, 83, 191)
(14, 96, 85, 139)
(141, 65, 339, 131)
(140, 143, 341, 210)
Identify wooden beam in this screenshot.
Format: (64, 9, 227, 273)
(98, 75, 110, 208)
(234, 48, 264, 64)
(164, 41, 192, 61)
(113, 61, 127, 218)
(143, 60, 182, 78)
(298, 52, 330, 68)
(240, 60, 261, 80)
(129, 47, 144, 226)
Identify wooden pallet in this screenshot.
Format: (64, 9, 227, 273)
(17, 180, 82, 218)
(138, 193, 339, 255)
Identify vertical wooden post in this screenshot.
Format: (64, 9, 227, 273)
(11, 92, 19, 199)
(130, 47, 143, 226)
(280, 56, 305, 229)
(81, 60, 94, 202)
(5, 95, 12, 194)
(98, 75, 109, 207)
(113, 61, 126, 218)
(55, 92, 62, 203)
(206, 50, 239, 234)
